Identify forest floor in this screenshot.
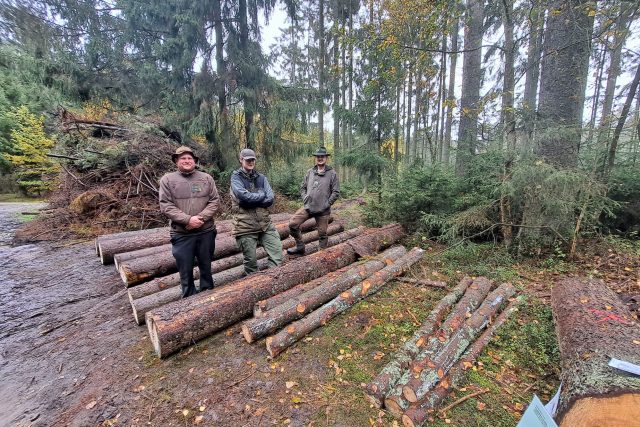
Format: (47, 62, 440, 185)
(0, 201, 638, 427)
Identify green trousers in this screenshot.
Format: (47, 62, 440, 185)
(235, 224, 283, 275)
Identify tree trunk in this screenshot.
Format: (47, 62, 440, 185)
(455, 0, 484, 176)
(146, 224, 405, 358)
(95, 226, 168, 254)
(318, 0, 325, 145)
(119, 218, 322, 286)
(402, 299, 520, 427)
(265, 247, 425, 358)
(536, 0, 592, 167)
(443, 14, 459, 165)
(127, 223, 346, 302)
(607, 61, 640, 172)
(242, 246, 408, 343)
(551, 277, 640, 427)
(501, 0, 516, 152)
(401, 284, 516, 404)
(521, 0, 543, 153)
(364, 277, 473, 408)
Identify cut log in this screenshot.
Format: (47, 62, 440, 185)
(265, 247, 425, 358)
(402, 299, 520, 427)
(127, 223, 345, 301)
(384, 283, 516, 417)
(97, 213, 292, 264)
(129, 226, 359, 325)
(551, 277, 640, 427)
(132, 263, 266, 325)
(241, 246, 408, 343)
(364, 277, 473, 408)
(146, 224, 404, 358)
(119, 218, 324, 286)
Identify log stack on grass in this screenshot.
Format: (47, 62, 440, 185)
(359, 277, 518, 425)
(551, 277, 640, 427)
(145, 224, 405, 358)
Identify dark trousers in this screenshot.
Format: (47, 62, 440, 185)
(289, 207, 330, 248)
(171, 229, 216, 298)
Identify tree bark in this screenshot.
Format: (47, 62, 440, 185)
(536, 0, 592, 167)
(401, 284, 516, 404)
(95, 226, 168, 254)
(402, 299, 520, 427)
(241, 246, 408, 343)
(146, 224, 405, 358)
(443, 14, 459, 165)
(265, 247, 425, 358)
(119, 218, 323, 286)
(128, 224, 346, 302)
(364, 277, 473, 408)
(551, 277, 640, 427)
(521, 0, 543, 153)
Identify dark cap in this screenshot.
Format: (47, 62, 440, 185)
(312, 146, 330, 157)
(239, 148, 257, 160)
(171, 146, 199, 163)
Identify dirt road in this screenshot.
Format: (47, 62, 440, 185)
(0, 203, 337, 426)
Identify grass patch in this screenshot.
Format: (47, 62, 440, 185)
(0, 193, 44, 203)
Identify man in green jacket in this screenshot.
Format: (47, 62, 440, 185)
(287, 146, 340, 255)
(230, 149, 283, 275)
(159, 146, 220, 298)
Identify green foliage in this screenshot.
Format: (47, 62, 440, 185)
(266, 158, 309, 198)
(2, 106, 58, 195)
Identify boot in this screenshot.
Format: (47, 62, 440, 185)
(286, 242, 305, 255)
(318, 236, 328, 250)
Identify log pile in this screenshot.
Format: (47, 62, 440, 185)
(145, 224, 406, 358)
(360, 277, 518, 426)
(551, 277, 640, 427)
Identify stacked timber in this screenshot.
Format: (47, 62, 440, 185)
(551, 277, 640, 427)
(129, 224, 355, 325)
(95, 212, 292, 264)
(360, 277, 518, 426)
(146, 224, 406, 358)
(264, 247, 427, 357)
(118, 217, 324, 286)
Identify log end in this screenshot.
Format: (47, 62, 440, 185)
(403, 385, 418, 403)
(401, 413, 417, 427)
(99, 246, 112, 265)
(384, 396, 405, 419)
(559, 394, 640, 427)
(132, 302, 145, 326)
(265, 336, 278, 358)
(241, 324, 254, 343)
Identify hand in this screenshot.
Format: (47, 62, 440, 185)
(186, 216, 205, 230)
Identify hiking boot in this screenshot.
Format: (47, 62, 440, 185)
(286, 244, 305, 255)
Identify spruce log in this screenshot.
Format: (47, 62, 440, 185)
(265, 247, 424, 358)
(551, 277, 640, 427)
(364, 277, 473, 408)
(129, 227, 360, 325)
(242, 246, 408, 343)
(132, 263, 267, 324)
(402, 299, 520, 427)
(97, 213, 292, 264)
(119, 218, 324, 286)
(384, 283, 515, 418)
(128, 224, 345, 301)
(146, 224, 404, 358)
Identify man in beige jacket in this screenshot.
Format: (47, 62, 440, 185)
(159, 146, 220, 298)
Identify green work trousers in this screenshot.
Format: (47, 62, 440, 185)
(235, 224, 283, 275)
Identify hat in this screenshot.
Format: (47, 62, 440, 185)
(312, 146, 330, 157)
(239, 148, 257, 160)
(171, 146, 199, 163)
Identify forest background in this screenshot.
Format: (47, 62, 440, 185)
(0, 0, 639, 256)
